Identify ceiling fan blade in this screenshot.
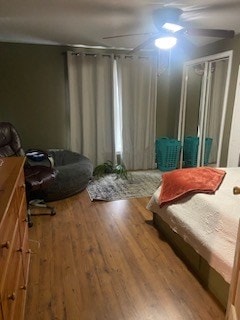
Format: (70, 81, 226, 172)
(129, 32, 166, 54)
(185, 28, 235, 39)
(130, 38, 157, 54)
(183, 1, 240, 14)
(103, 32, 155, 40)
(176, 35, 196, 53)
(129, 30, 196, 54)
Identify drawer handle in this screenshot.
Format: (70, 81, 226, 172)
(20, 183, 26, 188)
(1, 241, 10, 249)
(20, 285, 27, 290)
(8, 292, 16, 301)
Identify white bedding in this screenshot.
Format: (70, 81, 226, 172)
(146, 167, 240, 283)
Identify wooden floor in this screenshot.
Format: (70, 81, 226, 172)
(25, 190, 225, 320)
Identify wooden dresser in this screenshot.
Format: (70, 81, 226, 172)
(0, 157, 30, 320)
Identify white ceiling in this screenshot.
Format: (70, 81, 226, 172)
(0, 0, 240, 50)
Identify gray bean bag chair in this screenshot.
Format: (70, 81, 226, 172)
(44, 149, 93, 201)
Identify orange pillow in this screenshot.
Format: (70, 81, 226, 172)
(159, 167, 226, 207)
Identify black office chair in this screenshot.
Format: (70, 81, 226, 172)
(0, 122, 57, 227)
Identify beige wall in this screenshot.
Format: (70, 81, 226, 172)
(0, 41, 180, 151)
(1, 36, 239, 163)
(0, 42, 69, 150)
(155, 47, 189, 139)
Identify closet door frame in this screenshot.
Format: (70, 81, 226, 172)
(227, 65, 240, 167)
(178, 50, 233, 168)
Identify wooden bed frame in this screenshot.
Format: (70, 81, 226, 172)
(153, 212, 229, 309)
(226, 219, 240, 319)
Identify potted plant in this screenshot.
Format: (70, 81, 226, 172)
(93, 160, 128, 179)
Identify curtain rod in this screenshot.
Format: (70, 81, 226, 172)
(67, 51, 154, 59)
(71, 52, 112, 57)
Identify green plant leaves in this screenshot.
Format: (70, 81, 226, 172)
(93, 161, 128, 179)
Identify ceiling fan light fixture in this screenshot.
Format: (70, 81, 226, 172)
(162, 22, 183, 33)
(155, 37, 177, 50)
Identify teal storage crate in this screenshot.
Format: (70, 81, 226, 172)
(204, 137, 213, 165)
(156, 137, 181, 171)
(183, 136, 199, 167)
(183, 136, 213, 167)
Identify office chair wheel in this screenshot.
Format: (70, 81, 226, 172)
(28, 221, 33, 228)
(27, 210, 33, 228)
(50, 209, 56, 216)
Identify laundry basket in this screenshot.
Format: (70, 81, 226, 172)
(183, 136, 213, 167)
(204, 137, 213, 165)
(183, 136, 199, 167)
(156, 137, 181, 171)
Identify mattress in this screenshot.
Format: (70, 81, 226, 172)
(147, 167, 240, 284)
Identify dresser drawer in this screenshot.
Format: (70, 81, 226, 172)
(1, 223, 23, 320)
(18, 195, 28, 242)
(0, 157, 29, 320)
(0, 197, 18, 244)
(0, 304, 3, 320)
(21, 225, 30, 284)
(15, 170, 26, 204)
(0, 208, 18, 287)
(12, 263, 26, 320)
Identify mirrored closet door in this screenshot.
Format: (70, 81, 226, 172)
(178, 51, 233, 168)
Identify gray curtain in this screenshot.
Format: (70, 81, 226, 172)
(115, 54, 157, 170)
(67, 52, 115, 167)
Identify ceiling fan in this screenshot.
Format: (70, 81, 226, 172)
(103, 6, 235, 53)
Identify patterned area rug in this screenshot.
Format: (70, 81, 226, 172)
(87, 170, 162, 201)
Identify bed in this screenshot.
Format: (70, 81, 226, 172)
(146, 167, 240, 308)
